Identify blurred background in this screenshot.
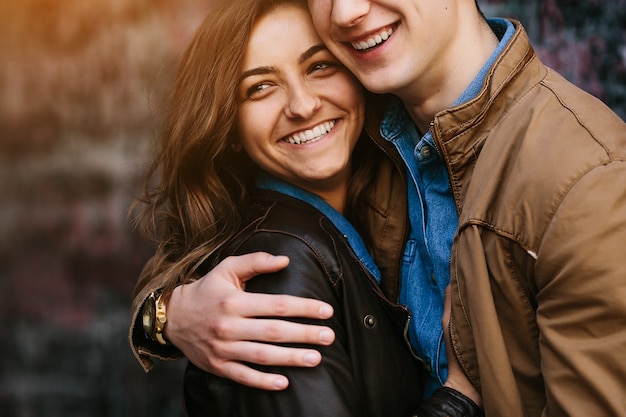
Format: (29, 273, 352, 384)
(0, 0, 624, 416)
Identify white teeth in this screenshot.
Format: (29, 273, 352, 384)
(351, 28, 393, 51)
(286, 120, 335, 145)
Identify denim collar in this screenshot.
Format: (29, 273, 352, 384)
(256, 172, 382, 283)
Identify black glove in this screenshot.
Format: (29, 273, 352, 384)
(412, 387, 483, 417)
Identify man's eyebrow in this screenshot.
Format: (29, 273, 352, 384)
(239, 44, 329, 81)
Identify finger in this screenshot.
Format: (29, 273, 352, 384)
(223, 291, 334, 319)
(220, 360, 290, 391)
(216, 253, 290, 283)
(221, 341, 324, 368)
(212, 316, 335, 346)
(213, 342, 327, 390)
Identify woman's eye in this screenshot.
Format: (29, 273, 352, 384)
(246, 83, 271, 99)
(311, 62, 332, 73)
(309, 60, 345, 77)
(313, 63, 330, 71)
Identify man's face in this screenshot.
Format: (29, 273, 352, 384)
(307, 0, 459, 98)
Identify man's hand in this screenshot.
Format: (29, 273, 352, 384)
(164, 252, 336, 391)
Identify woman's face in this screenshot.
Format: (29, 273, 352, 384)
(236, 3, 364, 200)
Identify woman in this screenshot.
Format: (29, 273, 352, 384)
(131, 0, 427, 415)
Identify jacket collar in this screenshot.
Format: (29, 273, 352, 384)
(365, 19, 546, 201)
(365, 20, 542, 150)
(433, 20, 543, 154)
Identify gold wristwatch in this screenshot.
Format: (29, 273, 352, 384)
(141, 291, 168, 345)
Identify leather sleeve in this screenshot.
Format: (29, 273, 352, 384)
(183, 233, 365, 417)
(128, 255, 183, 372)
(413, 387, 483, 417)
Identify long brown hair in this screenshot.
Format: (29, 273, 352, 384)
(130, 0, 379, 292)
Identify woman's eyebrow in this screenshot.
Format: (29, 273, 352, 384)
(239, 44, 329, 82)
(240, 65, 278, 81)
(298, 43, 328, 64)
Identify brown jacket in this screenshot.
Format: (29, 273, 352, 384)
(363, 20, 626, 417)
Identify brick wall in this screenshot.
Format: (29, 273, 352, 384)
(1, 1, 624, 416)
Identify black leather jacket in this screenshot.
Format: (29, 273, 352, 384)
(183, 189, 425, 417)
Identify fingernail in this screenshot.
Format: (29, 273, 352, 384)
(273, 377, 288, 390)
(319, 330, 334, 344)
(319, 305, 333, 317)
(304, 352, 320, 366)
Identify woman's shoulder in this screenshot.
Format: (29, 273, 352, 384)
(247, 190, 336, 239)
(229, 190, 347, 296)
(230, 190, 347, 275)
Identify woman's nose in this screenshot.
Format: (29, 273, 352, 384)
(285, 84, 322, 119)
(330, 0, 369, 27)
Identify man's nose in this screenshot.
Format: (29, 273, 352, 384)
(330, 0, 369, 27)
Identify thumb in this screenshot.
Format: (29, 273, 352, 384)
(217, 252, 290, 284)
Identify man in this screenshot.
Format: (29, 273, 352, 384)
(130, 1, 626, 416)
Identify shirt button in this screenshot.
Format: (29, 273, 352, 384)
(420, 145, 434, 159)
(363, 314, 377, 329)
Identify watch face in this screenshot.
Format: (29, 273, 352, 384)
(142, 296, 156, 335)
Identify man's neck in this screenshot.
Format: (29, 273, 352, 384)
(399, 15, 499, 134)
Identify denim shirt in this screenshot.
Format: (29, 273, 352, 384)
(380, 18, 514, 397)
